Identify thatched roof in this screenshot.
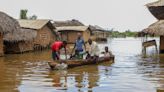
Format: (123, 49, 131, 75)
(56, 26, 89, 32)
(4, 28, 37, 42)
(146, 0, 164, 7)
(0, 11, 20, 34)
(142, 20, 164, 36)
(53, 19, 84, 27)
(89, 25, 106, 32)
(18, 19, 55, 30)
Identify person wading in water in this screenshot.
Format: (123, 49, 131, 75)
(71, 33, 86, 59)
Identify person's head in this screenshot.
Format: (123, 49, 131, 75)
(77, 33, 82, 39)
(88, 38, 92, 45)
(62, 41, 67, 47)
(105, 46, 109, 52)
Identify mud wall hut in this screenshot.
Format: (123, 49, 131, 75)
(56, 26, 91, 43)
(89, 25, 108, 41)
(146, 0, 164, 20)
(0, 11, 21, 56)
(18, 19, 55, 50)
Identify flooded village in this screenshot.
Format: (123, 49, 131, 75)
(0, 0, 164, 92)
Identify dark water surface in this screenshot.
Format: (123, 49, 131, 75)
(0, 38, 164, 92)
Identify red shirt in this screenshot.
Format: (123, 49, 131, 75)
(51, 41, 63, 51)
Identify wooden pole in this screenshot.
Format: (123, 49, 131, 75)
(160, 36, 164, 53)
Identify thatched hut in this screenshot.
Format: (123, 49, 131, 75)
(56, 26, 91, 43)
(146, 0, 164, 20)
(0, 11, 21, 56)
(53, 19, 84, 27)
(89, 25, 108, 41)
(18, 19, 55, 50)
(140, 0, 164, 54)
(142, 20, 164, 53)
(3, 28, 37, 53)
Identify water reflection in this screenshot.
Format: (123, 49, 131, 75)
(48, 64, 110, 92)
(137, 54, 164, 90)
(0, 38, 163, 92)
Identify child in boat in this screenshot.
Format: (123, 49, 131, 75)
(102, 46, 112, 57)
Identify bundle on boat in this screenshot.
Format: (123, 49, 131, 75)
(48, 55, 115, 70)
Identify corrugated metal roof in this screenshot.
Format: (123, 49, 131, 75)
(18, 19, 51, 30)
(56, 26, 89, 32)
(146, 0, 164, 7)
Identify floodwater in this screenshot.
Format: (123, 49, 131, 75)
(0, 38, 164, 92)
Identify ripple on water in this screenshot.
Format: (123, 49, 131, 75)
(0, 38, 164, 92)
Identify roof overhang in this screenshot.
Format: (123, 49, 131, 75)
(56, 26, 89, 32)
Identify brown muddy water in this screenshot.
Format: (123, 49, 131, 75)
(0, 38, 164, 92)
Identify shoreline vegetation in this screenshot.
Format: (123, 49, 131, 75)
(110, 30, 138, 38)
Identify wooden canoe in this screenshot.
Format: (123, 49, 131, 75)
(48, 55, 114, 70)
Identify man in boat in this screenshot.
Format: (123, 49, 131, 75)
(71, 33, 86, 59)
(87, 38, 100, 62)
(51, 40, 67, 60)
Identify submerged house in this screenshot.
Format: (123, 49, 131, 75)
(141, 0, 164, 54)
(89, 25, 108, 41)
(4, 28, 37, 53)
(18, 19, 55, 50)
(146, 0, 164, 20)
(0, 11, 21, 56)
(53, 19, 85, 41)
(56, 26, 91, 43)
(142, 20, 164, 53)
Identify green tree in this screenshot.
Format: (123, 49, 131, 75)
(20, 9, 28, 19)
(29, 15, 37, 20)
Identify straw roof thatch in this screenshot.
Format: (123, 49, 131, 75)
(89, 25, 106, 32)
(0, 11, 37, 42)
(146, 0, 164, 7)
(142, 20, 164, 36)
(146, 0, 164, 20)
(3, 28, 37, 42)
(0, 11, 20, 34)
(53, 19, 84, 27)
(18, 19, 55, 30)
(56, 26, 89, 32)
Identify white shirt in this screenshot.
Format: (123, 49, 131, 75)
(104, 52, 111, 57)
(89, 41, 100, 56)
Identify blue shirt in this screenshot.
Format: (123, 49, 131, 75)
(75, 38, 85, 51)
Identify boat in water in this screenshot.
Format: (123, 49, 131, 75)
(48, 55, 114, 70)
